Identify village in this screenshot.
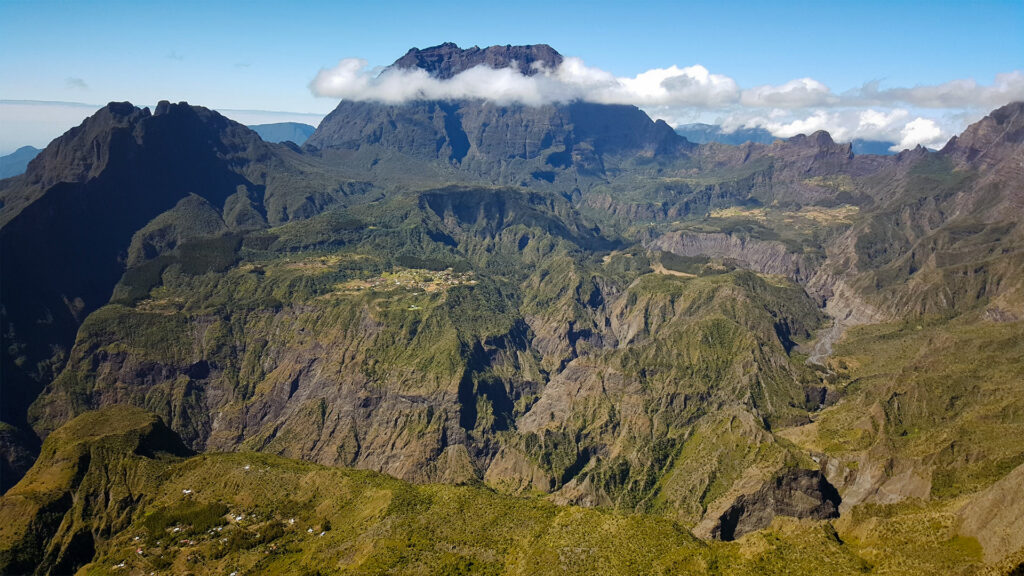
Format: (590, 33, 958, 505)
(330, 267, 477, 297)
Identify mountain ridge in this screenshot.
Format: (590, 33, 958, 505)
(248, 121, 317, 145)
(1, 45, 1023, 572)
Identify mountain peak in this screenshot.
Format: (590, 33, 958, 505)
(941, 100, 1024, 165)
(770, 129, 852, 159)
(15, 101, 263, 198)
(16, 102, 150, 192)
(389, 42, 563, 79)
(782, 130, 838, 148)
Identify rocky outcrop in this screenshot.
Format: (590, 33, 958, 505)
(816, 451, 931, 512)
(710, 468, 840, 541)
(768, 131, 854, 177)
(390, 42, 563, 78)
(942, 101, 1024, 170)
(942, 101, 1024, 222)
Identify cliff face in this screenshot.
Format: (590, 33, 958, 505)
(711, 468, 841, 541)
(649, 231, 814, 282)
(958, 462, 1024, 564)
(942, 101, 1024, 170)
(305, 99, 689, 185)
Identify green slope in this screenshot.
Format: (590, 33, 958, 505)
(3, 406, 984, 576)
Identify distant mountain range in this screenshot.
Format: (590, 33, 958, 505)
(2, 42, 1023, 575)
(248, 122, 317, 145)
(0, 146, 40, 179)
(675, 122, 898, 155)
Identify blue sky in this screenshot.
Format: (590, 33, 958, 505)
(1, 0, 1022, 153)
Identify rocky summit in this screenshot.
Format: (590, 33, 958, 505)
(390, 42, 564, 78)
(1, 42, 1023, 576)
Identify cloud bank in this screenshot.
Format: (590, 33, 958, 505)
(311, 56, 1024, 151)
(309, 57, 741, 107)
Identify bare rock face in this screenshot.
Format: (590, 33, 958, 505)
(649, 231, 814, 282)
(711, 468, 840, 541)
(390, 42, 563, 78)
(816, 451, 931, 513)
(941, 101, 1024, 221)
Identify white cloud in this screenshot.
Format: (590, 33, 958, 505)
(717, 107, 953, 150)
(894, 117, 947, 151)
(740, 78, 836, 108)
(759, 110, 834, 138)
(311, 58, 552, 105)
(609, 64, 739, 107)
(310, 57, 739, 108)
(848, 72, 1024, 109)
(309, 53, 1023, 152)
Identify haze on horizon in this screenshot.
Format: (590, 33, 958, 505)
(1, 0, 1021, 155)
